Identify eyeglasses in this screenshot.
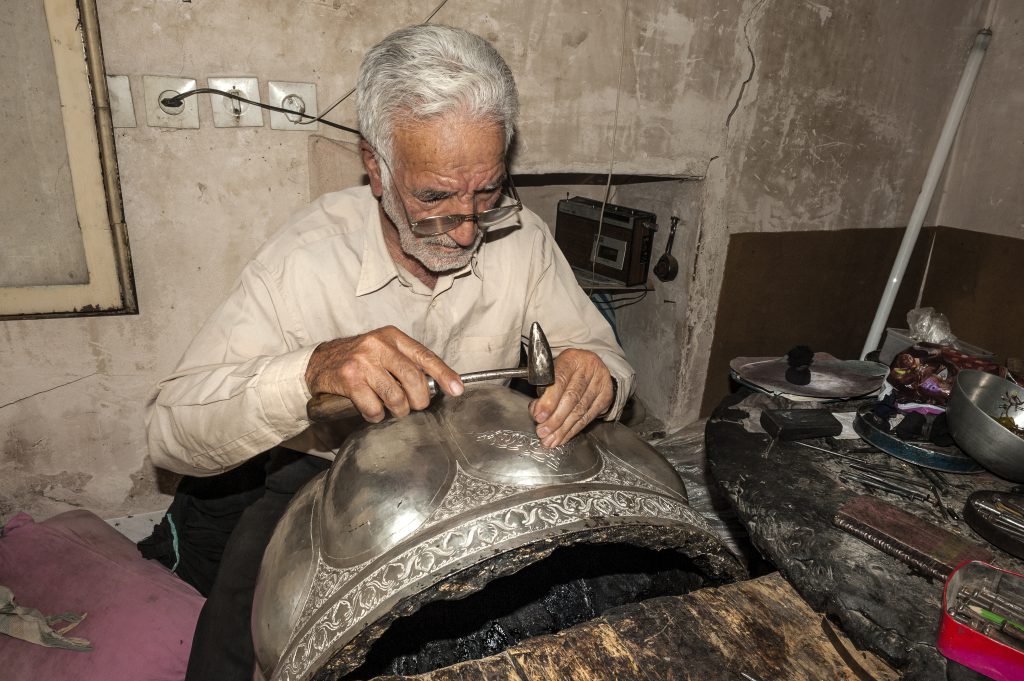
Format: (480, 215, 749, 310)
(375, 149, 523, 236)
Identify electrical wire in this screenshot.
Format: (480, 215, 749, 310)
(589, 0, 631, 282)
(304, 0, 452, 124)
(422, 0, 451, 23)
(162, 0, 455, 134)
(606, 290, 649, 310)
(159, 88, 360, 134)
(592, 288, 649, 311)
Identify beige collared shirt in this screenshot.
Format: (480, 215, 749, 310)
(145, 185, 635, 475)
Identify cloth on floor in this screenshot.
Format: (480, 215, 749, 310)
(0, 585, 91, 651)
(0, 510, 204, 681)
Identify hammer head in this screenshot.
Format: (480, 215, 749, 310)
(527, 322, 555, 387)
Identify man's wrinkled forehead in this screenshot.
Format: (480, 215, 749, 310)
(389, 114, 506, 175)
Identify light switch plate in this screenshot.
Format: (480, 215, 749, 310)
(208, 76, 262, 127)
(143, 76, 199, 129)
(268, 81, 317, 131)
(106, 75, 136, 128)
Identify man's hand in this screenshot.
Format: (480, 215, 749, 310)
(529, 349, 614, 448)
(305, 326, 463, 423)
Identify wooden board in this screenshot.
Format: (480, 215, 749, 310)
(370, 573, 897, 681)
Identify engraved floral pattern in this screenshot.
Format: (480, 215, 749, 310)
(471, 429, 570, 470)
(592, 444, 682, 499)
(424, 466, 522, 527)
(296, 555, 365, 628)
(275, 488, 696, 681)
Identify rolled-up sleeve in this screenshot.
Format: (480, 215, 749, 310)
(145, 261, 314, 475)
(522, 224, 635, 421)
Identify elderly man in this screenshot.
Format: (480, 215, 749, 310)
(147, 24, 634, 680)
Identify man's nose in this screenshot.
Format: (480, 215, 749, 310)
(447, 216, 478, 246)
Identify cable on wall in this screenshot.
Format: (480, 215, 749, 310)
(157, 0, 453, 136)
(589, 0, 646, 311)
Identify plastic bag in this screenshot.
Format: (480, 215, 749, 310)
(907, 307, 956, 345)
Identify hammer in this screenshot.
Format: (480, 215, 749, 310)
(306, 322, 555, 423)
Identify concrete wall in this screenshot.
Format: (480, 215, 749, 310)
(938, 1, 1024, 237)
(622, 0, 1000, 425)
(1, 0, 1016, 521)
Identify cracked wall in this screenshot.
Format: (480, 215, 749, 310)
(1, 0, 1017, 520)
(668, 0, 999, 425)
(0, 0, 740, 521)
(938, 2, 1024, 238)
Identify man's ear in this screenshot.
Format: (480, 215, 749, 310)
(359, 140, 384, 198)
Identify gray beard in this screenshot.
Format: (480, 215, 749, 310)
(381, 182, 482, 274)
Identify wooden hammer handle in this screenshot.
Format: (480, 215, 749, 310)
(306, 378, 441, 423)
(306, 393, 361, 422)
(306, 370, 535, 423)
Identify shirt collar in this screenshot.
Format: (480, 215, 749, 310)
(355, 205, 401, 296)
(355, 202, 486, 295)
(469, 251, 483, 280)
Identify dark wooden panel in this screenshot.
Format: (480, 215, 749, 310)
(701, 226, 1024, 417)
(921, 226, 1024, 363)
(701, 227, 932, 416)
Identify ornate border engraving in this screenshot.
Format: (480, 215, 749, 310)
(276, 488, 695, 681)
(296, 555, 366, 628)
(423, 466, 522, 527)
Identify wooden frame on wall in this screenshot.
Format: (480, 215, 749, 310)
(0, 0, 136, 319)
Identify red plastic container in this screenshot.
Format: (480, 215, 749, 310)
(938, 560, 1024, 680)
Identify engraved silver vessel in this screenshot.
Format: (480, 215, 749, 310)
(253, 384, 743, 681)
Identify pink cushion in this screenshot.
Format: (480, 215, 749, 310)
(0, 510, 204, 681)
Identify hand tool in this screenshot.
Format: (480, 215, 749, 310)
(306, 321, 555, 423)
(833, 495, 993, 581)
(794, 439, 960, 519)
(920, 467, 949, 492)
(847, 463, 931, 491)
(931, 484, 958, 523)
(951, 587, 1024, 648)
(841, 471, 929, 502)
(976, 587, 1024, 622)
(652, 216, 679, 282)
(974, 499, 1024, 533)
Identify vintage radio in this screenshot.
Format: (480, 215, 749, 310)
(554, 196, 658, 286)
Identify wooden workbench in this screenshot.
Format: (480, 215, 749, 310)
(705, 391, 1024, 680)
(371, 572, 895, 680)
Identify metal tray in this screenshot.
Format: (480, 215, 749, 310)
(730, 355, 888, 400)
(853, 405, 983, 473)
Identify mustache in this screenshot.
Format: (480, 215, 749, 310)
(422, 232, 462, 248)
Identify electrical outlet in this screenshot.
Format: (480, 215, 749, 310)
(208, 77, 262, 127)
(143, 76, 199, 129)
(268, 81, 317, 131)
(106, 75, 136, 128)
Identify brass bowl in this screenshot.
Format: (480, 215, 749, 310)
(947, 370, 1024, 482)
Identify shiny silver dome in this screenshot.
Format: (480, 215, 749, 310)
(253, 384, 742, 681)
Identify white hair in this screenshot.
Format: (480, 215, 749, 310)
(357, 24, 519, 170)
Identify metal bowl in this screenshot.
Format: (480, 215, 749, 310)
(947, 370, 1024, 482)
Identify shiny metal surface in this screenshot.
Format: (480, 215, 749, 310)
(253, 384, 740, 681)
(730, 355, 888, 399)
(947, 370, 1024, 482)
(526, 321, 554, 386)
